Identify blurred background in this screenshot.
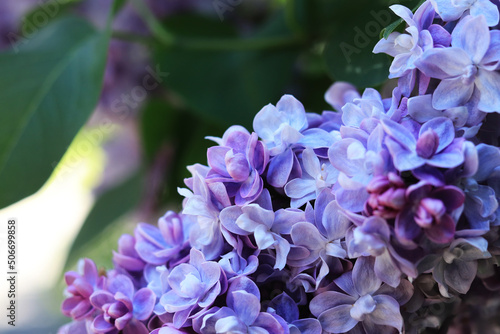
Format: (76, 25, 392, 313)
(0, 0, 414, 332)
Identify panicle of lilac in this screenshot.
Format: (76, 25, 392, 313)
(62, 258, 105, 321)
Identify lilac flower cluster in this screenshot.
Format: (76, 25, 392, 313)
(60, 1, 500, 333)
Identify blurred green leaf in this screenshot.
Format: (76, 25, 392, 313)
(140, 99, 178, 162)
(0, 16, 110, 208)
(64, 171, 144, 269)
(24, 0, 81, 27)
(322, 0, 393, 88)
(154, 12, 300, 129)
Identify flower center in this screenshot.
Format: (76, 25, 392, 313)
(350, 294, 377, 321)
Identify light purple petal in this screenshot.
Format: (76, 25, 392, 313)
(432, 77, 474, 110)
(317, 305, 358, 333)
(420, 117, 454, 153)
(476, 69, 500, 112)
(231, 290, 260, 326)
(471, 0, 500, 26)
(353, 257, 382, 296)
(310, 291, 356, 317)
(369, 295, 403, 331)
(416, 47, 471, 79)
(452, 15, 490, 64)
(133, 288, 155, 321)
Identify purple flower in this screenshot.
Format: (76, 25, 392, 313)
(430, 0, 499, 26)
(253, 95, 308, 156)
(179, 164, 226, 260)
(324, 81, 360, 111)
(220, 204, 305, 270)
(373, 3, 442, 95)
(218, 239, 259, 282)
(89, 274, 155, 333)
(134, 211, 190, 266)
(328, 124, 389, 212)
(396, 182, 465, 244)
(310, 257, 413, 333)
(284, 148, 338, 208)
(365, 173, 407, 219)
(382, 117, 465, 171)
(193, 276, 287, 334)
(206, 126, 269, 205)
(62, 259, 104, 321)
(267, 293, 322, 334)
(347, 217, 417, 287)
(415, 15, 500, 111)
(159, 248, 223, 328)
(289, 190, 350, 287)
(112, 234, 146, 273)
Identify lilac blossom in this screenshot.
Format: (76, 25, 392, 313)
(89, 274, 155, 333)
(253, 95, 308, 156)
(324, 81, 360, 111)
(284, 148, 338, 208)
(193, 276, 287, 334)
(112, 235, 146, 273)
(134, 211, 190, 267)
(220, 204, 305, 270)
(289, 190, 350, 287)
(328, 124, 389, 212)
(347, 217, 417, 287)
(62, 259, 104, 321)
(179, 164, 226, 260)
(158, 248, 223, 328)
(310, 257, 413, 333)
(430, 0, 500, 26)
(218, 239, 259, 281)
(267, 293, 322, 334)
(206, 126, 269, 205)
(382, 117, 465, 171)
(373, 3, 441, 95)
(415, 15, 500, 111)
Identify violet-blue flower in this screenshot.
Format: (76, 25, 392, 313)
(430, 0, 499, 26)
(89, 273, 155, 334)
(289, 189, 350, 287)
(415, 15, 500, 111)
(267, 293, 322, 334)
(220, 203, 305, 270)
(193, 276, 287, 334)
(134, 211, 190, 267)
(382, 117, 465, 171)
(310, 257, 413, 334)
(284, 148, 338, 208)
(158, 248, 223, 328)
(347, 217, 417, 287)
(206, 125, 269, 205)
(179, 164, 226, 260)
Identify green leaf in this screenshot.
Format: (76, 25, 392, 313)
(0, 16, 111, 208)
(64, 171, 144, 269)
(154, 12, 300, 129)
(322, 0, 394, 88)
